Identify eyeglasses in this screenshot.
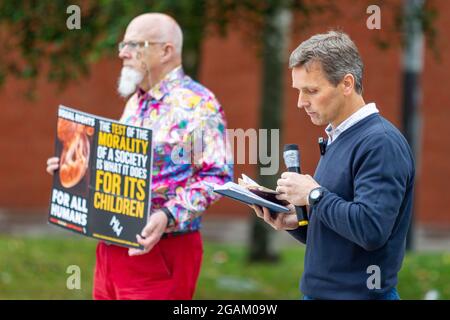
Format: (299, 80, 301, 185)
(118, 41, 165, 52)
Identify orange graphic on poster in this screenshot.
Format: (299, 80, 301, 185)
(57, 118, 94, 188)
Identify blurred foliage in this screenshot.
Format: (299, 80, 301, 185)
(0, 0, 334, 91)
(0, 0, 209, 91)
(365, 0, 440, 58)
(0, 0, 439, 92)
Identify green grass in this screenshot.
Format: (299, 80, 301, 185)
(0, 235, 449, 299)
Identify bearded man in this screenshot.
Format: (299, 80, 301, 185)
(47, 13, 233, 300)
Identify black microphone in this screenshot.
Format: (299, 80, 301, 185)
(318, 137, 327, 155)
(283, 144, 309, 227)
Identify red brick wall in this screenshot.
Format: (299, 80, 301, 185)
(0, 1, 449, 226)
(0, 59, 124, 208)
(417, 0, 450, 227)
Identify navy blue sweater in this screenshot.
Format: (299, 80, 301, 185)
(288, 113, 415, 299)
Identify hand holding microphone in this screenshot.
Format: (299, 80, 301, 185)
(276, 144, 320, 227)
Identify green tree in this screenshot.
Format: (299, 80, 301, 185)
(0, 0, 210, 93)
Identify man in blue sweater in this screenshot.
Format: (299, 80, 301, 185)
(250, 31, 415, 300)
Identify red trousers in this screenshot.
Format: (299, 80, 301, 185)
(93, 231, 203, 300)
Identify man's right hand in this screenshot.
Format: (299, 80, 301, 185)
(46, 157, 60, 175)
(249, 204, 299, 231)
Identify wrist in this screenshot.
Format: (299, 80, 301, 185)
(160, 207, 176, 228)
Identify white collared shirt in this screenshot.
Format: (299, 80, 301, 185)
(325, 102, 379, 145)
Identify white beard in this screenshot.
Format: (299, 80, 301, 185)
(117, 67, 144, 98)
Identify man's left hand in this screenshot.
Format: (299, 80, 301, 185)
(276, 172, 320, 206)
(128, 210, 168, 256)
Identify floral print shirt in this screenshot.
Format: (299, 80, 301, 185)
(120, 66, 233, 232)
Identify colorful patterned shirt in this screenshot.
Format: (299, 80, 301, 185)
(120, 66, 233, 233)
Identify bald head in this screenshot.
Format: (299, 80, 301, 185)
(118, 13, 184, 95)
(126, 13, 183, 56)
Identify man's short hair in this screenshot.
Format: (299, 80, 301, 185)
(289, 31, 364, 94)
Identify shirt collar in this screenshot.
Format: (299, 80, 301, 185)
(325, 102, 379, 142)
(137, 65, 185, 101)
